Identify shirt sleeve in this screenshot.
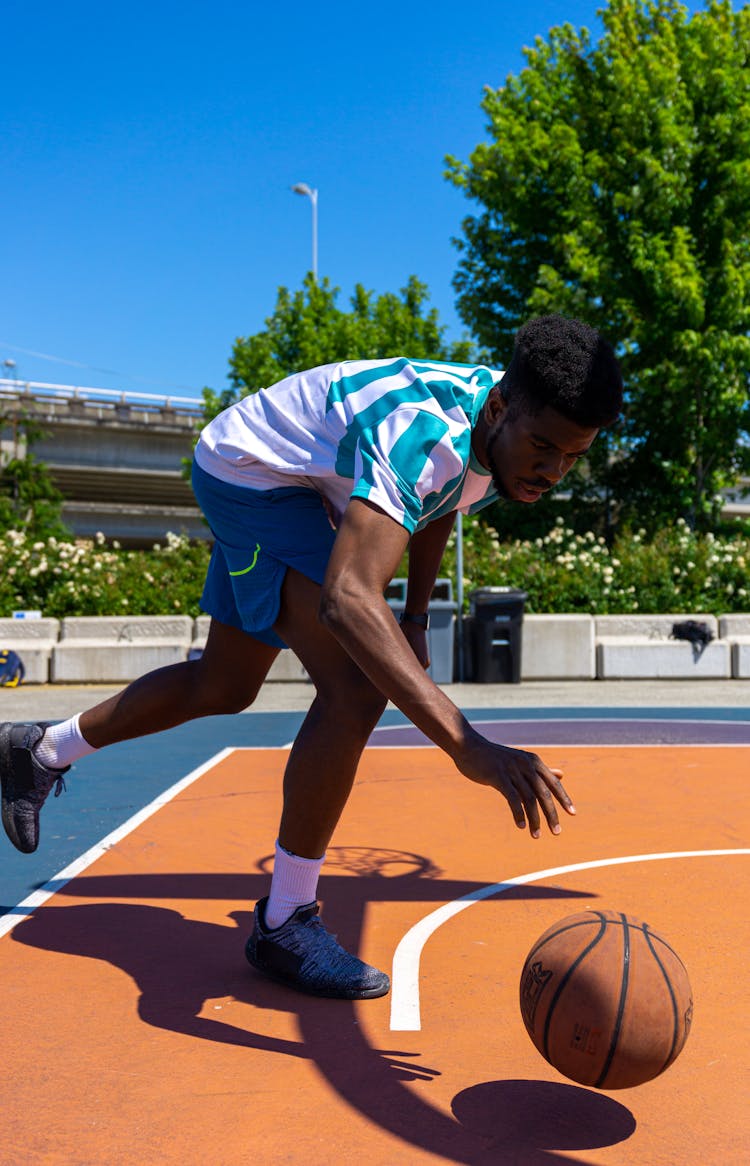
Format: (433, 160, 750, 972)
(350, 408, 463, 535)
(461, 490, 498, 517)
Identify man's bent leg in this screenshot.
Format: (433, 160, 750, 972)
(79, 618, 279, 747)
(1, 620, 278, 854)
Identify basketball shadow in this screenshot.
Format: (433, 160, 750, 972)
(452, 1079, 636, 1163)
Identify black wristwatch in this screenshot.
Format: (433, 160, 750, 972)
(400, 611, 430, 630)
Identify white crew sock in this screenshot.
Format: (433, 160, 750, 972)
(264, 838, 325, 929)
(33, 713, 98, 770)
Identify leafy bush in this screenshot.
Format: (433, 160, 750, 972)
(0, 531, 211, 618)
(0, 519, 747, 620)
(440, 516, 749, 614)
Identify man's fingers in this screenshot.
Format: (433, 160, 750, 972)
(533, 780, 561, 835)
(502, 782, 527, 831)
(523, 790, 542, 838)
(542, 764, 576, 815)
(524, 757, 574, 836)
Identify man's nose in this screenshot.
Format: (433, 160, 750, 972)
(537, 451, 566, 481)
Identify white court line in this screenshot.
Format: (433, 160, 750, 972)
(389, 848, 750, 1031)
(0, 747, 235, 941)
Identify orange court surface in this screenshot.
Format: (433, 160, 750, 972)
(2, 735, 749, 1165)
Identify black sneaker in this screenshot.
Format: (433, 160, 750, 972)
(0, 722, 69, 854)
(246, 897, 390, 999)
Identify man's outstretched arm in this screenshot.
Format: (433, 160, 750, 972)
(319, 498, 575, 839)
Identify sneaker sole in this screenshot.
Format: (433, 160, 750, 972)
(1, 801, 34, 853)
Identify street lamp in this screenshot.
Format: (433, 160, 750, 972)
(291, 182, 318, 282)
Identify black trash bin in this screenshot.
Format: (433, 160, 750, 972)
(470, 587, 527, 683)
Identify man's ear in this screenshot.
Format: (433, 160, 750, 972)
(484, 384, 508, 427)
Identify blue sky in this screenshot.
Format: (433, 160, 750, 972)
(2, 1, 700, 400)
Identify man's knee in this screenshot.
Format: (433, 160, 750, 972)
(315, 673, 387, 737)
(188, 657, 262, 715)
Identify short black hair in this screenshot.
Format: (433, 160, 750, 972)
(501, 315, 623, 428)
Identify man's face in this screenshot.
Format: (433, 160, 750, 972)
(485, 401, 599, 503)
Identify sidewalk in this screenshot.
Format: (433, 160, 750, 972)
(0, 678, 747, 722)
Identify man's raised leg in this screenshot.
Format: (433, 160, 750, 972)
(1, 619, 278, 853)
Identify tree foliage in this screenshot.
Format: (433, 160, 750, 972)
(447, 0, 750, 531)
(204, 274, 475, 420)
(0, 409, 69, 540)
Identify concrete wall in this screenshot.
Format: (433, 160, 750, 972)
(1, 611, 748, 684)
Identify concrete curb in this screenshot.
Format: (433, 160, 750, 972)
(0, 612, 748, 684)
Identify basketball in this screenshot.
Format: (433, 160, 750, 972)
(519, 910, 693, 1090)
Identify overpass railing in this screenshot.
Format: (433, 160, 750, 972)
(0, 379, 204, 419)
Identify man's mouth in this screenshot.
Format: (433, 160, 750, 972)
(516, 480, 549, 502)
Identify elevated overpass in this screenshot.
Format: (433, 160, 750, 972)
(1, 380, 206, 545)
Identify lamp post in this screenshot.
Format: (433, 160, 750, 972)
(291, 182, 318, 282)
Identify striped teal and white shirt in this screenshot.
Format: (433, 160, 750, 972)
(194, 357, 504, 533)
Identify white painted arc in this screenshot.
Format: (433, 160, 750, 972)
(389, 849, 750, 1031)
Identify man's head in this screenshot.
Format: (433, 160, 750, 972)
(500, 314, 623, 427)
(477, 315, 623, 503)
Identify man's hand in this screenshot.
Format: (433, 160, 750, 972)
(457, 740, 576, 839)
(399, 620, 430, 670)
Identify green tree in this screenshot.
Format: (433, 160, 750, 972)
(446, 0, 750, 531)
(208, 274, 475, 419)
(0, 409, 69, 539)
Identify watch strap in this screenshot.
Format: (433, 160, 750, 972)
(400, 611, 430, 630)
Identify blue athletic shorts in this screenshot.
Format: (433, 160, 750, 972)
(191, 460, 337, 648)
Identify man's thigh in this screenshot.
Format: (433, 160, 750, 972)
(192, 463, 336, 646)
(273, 568, 384, 703)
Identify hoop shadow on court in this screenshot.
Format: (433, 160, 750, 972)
(12, 847, 636, 1163)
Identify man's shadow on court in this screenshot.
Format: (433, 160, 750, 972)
(13, 848, 636, 1165)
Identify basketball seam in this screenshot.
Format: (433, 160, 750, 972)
(643, 932, 689, 967)
(526, 917, 608, 962)
(595, 912, 630, 1089)
(644, 923, 682, 1075)
(527, 916, 685, 964)
(542, 911, 608, 1064)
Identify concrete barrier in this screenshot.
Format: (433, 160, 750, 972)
(521, 614, 595, 680)
(719, 614, 750, 679)
(52, 616, 193, 682)
(595, 614, 730, 679)
(0, 618, 60, 684)
(3, 609, 746, 685)
(191, 616, 310, 682)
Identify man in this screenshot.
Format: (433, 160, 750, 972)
(0, 314, 623, 1000)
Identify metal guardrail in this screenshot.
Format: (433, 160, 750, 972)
(0, 379, 205, 417)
